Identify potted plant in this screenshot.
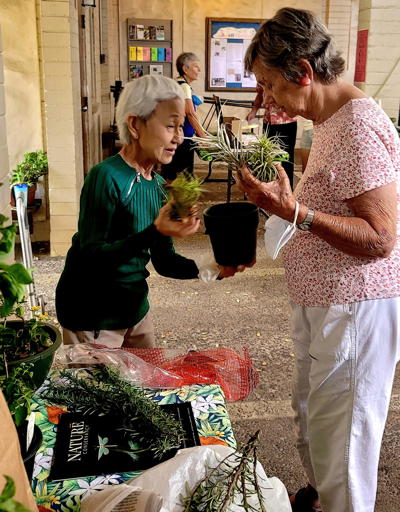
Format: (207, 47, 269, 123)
(0, 208, 61, 478)
(9, 151, 48, 206)
(192, 127, 288, 266)
(167, 172, 203, 220)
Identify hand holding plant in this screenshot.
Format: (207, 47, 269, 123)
(167, 172, 204, 220)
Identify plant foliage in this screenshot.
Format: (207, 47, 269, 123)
(40, 365, 186, 459)
(167, 172, 204, 220)
(0, 475, 33, 512)
(9, 151, 48, 187)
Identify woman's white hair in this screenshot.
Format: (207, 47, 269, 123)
(116, 75, 184, 145)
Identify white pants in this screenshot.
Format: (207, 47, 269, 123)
(62, 312, 155, 348)
(291, 298, 400, 512)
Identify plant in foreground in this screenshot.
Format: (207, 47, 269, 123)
(40, 365, 186, 459)
(0, 475, 33, 512)
(192, 123, 289, 182)
(181, 430, 267, 512)
(167, 172, 204, 219)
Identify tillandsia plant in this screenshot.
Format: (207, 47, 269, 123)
(9, 150, 48, 187)
(40, 365, 186, 459)
(167, 172, 204, 219)
(192, 123, 289, 182)
(181, 431, 267, 512)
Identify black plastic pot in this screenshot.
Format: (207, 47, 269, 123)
(203, 202, 259, 266)
(17, 422, 43, 482)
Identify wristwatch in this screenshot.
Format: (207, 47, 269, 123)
(297, 208, 315, 231)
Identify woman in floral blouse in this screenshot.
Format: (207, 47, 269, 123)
(239, 8, 400, 512)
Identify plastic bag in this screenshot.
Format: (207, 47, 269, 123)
(55, 345, 259, 401)
(80, 446, 292, 512)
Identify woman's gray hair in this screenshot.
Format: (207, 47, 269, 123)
(176, 52, 199, 77)
(116, 75, 184, 145)
(245, 7, 345, 84)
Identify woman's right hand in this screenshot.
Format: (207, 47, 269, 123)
(154, 202, 200, 238)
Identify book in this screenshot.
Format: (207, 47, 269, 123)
(129, 65, 144, 80)
(157, 47, 165, 62)
(156, 26, 165, 41)
(151, 47, 158, 61)
(149, 65, 163, 76)
(49, 403, 200, 481)
(143, 29, 150, 40)
(136, 47, 144, 61)
(136, 25, 144, 39)
(128, 24, 137, 41)
(165, 47, 172, 62)
(149, 26, 157, 40)
(129, 46, 137, 61)
(142, 47, 151, 61)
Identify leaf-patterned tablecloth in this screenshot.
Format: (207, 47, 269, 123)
(31, 369, 236, 511)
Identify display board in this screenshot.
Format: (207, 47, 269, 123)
(127, 18, 173, 80)
(206, 18, 263, 92)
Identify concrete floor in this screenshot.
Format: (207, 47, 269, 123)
(32, 166, 400, 510)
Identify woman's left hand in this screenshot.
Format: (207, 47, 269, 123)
(237, 163, 297, 221)
(217, 259, 256, 279)
(154, 202, 200, 238)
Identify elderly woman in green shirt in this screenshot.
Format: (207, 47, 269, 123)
(56, 75, 243, 348)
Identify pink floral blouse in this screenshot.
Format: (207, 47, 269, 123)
(283, 98, 400, 306)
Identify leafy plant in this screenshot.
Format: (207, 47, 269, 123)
(0, 475, 34, 512)
(192, 124, 289, 182)
(181, 431, 267, 512)
(9, 151, 48, 187)
(167, 172, 204, 219)
(40, 365, 186, 459)
(0, 364, 34, 427)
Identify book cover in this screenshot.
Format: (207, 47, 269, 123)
(165, 48, 172, 62)
(157, 47, 165, 62)
(156, 26, 165, 41)
(128, 25, 137, 41)
(129, 65, 144, 80)
(49, 403, 200, 481)
(136, 25, 144, 39)
(151, 47, 158, 61)
(136, 47, 144, 61)
(149, 26, 156, 40)
(142, 47, 151, 61)
(150, 65, 163, 76)
(129, 46, 137, 61)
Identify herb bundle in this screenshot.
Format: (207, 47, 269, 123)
(167, 172, 203, 219)
(181, 431, 267, 512)
(192, 124, 289, 182)
(40, 365, 186, 459)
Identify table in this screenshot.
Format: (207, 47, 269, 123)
(30, 369, 236, 511)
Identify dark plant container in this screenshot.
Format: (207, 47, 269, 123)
(10, 184, 37, 207)
(17, 422, 43, 482)
(7, 322, 62, 388)
(203, 202, 259, 266)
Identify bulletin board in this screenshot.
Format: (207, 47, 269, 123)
(205, 18, 263, 92)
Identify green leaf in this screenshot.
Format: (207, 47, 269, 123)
(0, 476, 15, 502)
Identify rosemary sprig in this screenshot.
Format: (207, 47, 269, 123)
(40, 365, 186, 458)
(181, 430, 268, 511)
(167, 172, 204, 219)
(191, 123, 289, 182)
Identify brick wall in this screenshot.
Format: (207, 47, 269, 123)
(40, 0, 84, 255)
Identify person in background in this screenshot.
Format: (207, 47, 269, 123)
(239, 7, 400, 512)
(56, 76, 242, 349)
(246, 83, 297, 188)
(161, 52, 206, 182)
(300, 119, 314, 172)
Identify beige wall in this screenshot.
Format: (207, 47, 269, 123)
(0, 25, 11, 229)
(0, 1, 43, 170)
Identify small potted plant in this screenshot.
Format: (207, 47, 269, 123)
(0, 208, 61, 479)
(192, 127, 288, 266)
(9, 150, 48, 206)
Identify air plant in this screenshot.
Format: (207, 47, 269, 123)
(192, 123, 289, 182)
(167, 172, 204, 220)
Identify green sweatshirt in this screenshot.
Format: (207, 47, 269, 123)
(56, 154, 198, 331)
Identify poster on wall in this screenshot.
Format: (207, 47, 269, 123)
(206, 18, 263, 92)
